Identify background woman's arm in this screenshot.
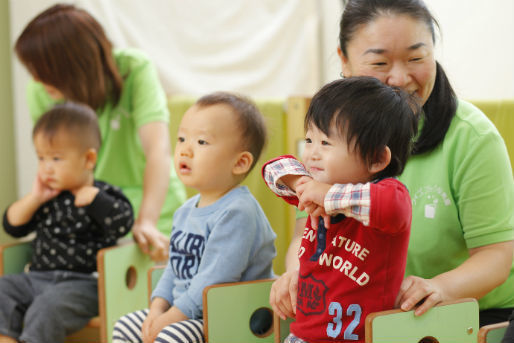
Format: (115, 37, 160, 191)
(133, 121, 171, 261)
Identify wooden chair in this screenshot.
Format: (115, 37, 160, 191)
(147, 266, 275, 343)
(203, 279, 276, 343)
(147, 264, 166, 303)
(478, 321, 509, 343)
(0, 238, 155, 343)
(364, 298, 479, 343)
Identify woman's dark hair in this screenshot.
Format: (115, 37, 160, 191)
(15, 4, 122, 110)
(339, 0, 457, 154)
(196, 92, 267, 173)
(305, 77, 419, 180)
(33, 102, 102, 151)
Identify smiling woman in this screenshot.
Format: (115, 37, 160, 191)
(339, 15, 436, 105)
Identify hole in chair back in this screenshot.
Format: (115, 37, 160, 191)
(125, 266, 137, 290)
(249, 307, 273, 337)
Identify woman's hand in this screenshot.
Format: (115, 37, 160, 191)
(395, 241, 514, 316)
(269, 269, 299, 320)
(394, 276, 446, 316)
(133, 219, 169, 262)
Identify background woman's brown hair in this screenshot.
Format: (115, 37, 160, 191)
(15, 3, 123, 110)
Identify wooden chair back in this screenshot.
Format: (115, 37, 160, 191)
(478, 321, 509, 343)
(273, 299, 479, 343)
(365, 298, 479, 343)
(0, 239, 154, 343)
(203, 279, 276, 343)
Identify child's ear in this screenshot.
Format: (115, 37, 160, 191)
(232, 151, 253, 176)
(84, 148, 98, 171)
(369, 146, 391, 174)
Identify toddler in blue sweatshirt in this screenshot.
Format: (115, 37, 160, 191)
(112, 92, 277, 343)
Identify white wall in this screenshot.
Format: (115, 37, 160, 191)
(9, 0, 58, 199)
(317, 0, 514, 99)
(427, 0, 514, 100)
(9, 0, 514, 197)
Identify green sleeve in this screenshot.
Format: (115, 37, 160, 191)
(26, 80, 58, 123)
(455, 128, 514, 248)
(128, 58, 169, 128)
(295, 207, 309, 219)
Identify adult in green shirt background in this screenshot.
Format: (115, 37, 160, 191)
(14, 4, 186, 261)
(270, 0, 514, 327)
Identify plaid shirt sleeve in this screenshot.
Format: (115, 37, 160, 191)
(324, 183, 371, 226)
(263, 157, 310, 197)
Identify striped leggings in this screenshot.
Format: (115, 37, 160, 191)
(112, 309, 205, 343)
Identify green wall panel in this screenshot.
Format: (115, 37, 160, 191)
(0, 0, 17, 244)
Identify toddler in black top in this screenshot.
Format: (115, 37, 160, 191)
(0, 103, 133, 343)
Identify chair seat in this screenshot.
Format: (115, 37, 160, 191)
(87, 316, 101, 328)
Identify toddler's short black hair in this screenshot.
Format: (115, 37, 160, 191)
(196, 92, 267, 173)
(305, 76, 419, 179)
(33, 102, 101, 151)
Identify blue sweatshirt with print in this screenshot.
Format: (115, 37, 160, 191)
(151, 186, 276, 319)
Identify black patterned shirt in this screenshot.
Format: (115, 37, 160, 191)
(3, 180, 134, 274)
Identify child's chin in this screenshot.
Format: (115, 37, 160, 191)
(182, 182, 196, 190)
(47, 183, 63, 191)
(177, 178, 194, 189)
(310, 173, 328, 183)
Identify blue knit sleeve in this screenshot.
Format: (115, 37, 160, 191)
(150, 260, 176, 306)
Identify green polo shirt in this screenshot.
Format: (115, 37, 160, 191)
(399, 100, 514, 310)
